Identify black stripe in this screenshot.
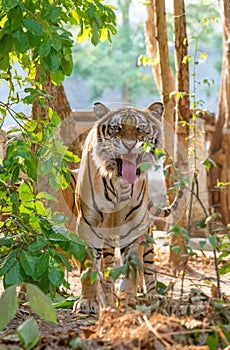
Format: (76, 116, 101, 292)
(103, 252, 114, 258)
(102, 177, 113, 202)
(143, 251, 154, 258)
(120, 213, 147, 240)
(101, 124, 106, 138)
(81, 206, 104, 241)
(137, 181, 145, 201)
(87, 154, 103, 219)
(103, 177, 117, 204)
(143, 260, 153, 264)
(125, 185, 145, 220)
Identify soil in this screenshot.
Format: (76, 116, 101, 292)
(0, 247, 230, 350)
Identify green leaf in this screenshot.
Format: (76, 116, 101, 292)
(26, 283, 57, 323)
(17, 317, 40, 350)
(91, 21, 101, 46)
(11, 164, 20, 185)
(38, 157, 54, 175)
(61, 54, 73, 76)
(52, 295, 78, 309)
(0, 286, 18, 331)
(0, 249, 18, 276)
(45, 48, 62, 71)
(29, 236, 48, 254)
(2, 0, 19, 10)
(156, 281, 167, 295)
(48, 257, 65, 286)
(25, 155, 38, 181)
(0, 35, 13, 57)
(64, 150, 80, 163)
(52, 249, 72, 272)
(219, 261, 230, 275)
(50, 70, 64, 85)
(23, 19, 43, 36)
(90, 270, 98, 284)
(19, 182, 34, 202)
(0, 236, 15, 247)
(172, 246, 182, 254)
(202, 158, 216, 171)
(48, 230, 69, 243)
(69, 241, 86, 262)
(4, 259, 24, 286)
(107, 265, 127, 282)
(155, 148, 166, 159)
(39, 39, 51, 57)
(206, 332, 218, 350)
(209, 235, 218, 249)
(199, 240, 207, 250)
(20, 250, 37, 278)
(34, 250, 49, 278)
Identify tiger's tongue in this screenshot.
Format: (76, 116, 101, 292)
(122, 154, 137, 184)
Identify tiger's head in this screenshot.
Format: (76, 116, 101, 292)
(91, 102, 164, 184)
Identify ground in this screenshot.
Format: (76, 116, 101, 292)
(0, 243, 230, 350)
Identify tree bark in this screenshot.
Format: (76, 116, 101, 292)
(169, 0, 190, 266)
(145, 0, 176, 216)
(31, 67, 71, 122)
(208, 0, 230, 225)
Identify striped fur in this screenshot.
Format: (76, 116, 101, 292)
(57, 170, 78, 231)
(74, 102, 183, 313)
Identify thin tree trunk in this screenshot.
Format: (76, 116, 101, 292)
(145, 0, 176, 215)
(208, 0, 230, 225)
(169, 0, 190, 266)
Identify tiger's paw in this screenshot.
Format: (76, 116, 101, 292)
(146, 293, 166, 307)
(73, 298, 99, 314)
(119, 292, 138, 307)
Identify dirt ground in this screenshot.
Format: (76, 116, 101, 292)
(0, 245, 230, 350)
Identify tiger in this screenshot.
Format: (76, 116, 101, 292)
(73, 102, 185, 314)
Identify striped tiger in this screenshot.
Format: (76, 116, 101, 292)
(74, 102, 185, 314)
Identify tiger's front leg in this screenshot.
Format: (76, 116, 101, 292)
(74, 247, 115, 314)
(74, 249, 101, 314)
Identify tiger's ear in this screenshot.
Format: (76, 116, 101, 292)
(93, 102, 110, 119)
(147, 102, 164, 120)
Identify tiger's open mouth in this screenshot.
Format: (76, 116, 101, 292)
(121, 153, 138, 185)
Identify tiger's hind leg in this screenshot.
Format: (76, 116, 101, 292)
(143, 237, 157, 299)
(74, 248, 102, 314)
(101, 247, 116, 306)
(119, 239, 144, 305)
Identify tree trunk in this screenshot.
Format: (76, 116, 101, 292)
(145, 0, 176, 221)
(31, 67, 71, 123)
(208, 0, 230, 226)
(169, 0, 190, 266)
(31, 66, 73, 219)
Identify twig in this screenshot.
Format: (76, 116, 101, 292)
(216, 325, 230, 346)
(167, 326, 214, 336)
(143, 314, 175, 348)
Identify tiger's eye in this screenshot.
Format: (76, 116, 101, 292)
(113, 125, 121, 131)
(137, 125, 147, 131)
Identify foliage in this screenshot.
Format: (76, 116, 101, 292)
(0, 283, 57, 331)
(0, 109, 88, 295)
(0, 0, 116, 88)
(73, 0, 157, 104)
(0, 0, 117, 332)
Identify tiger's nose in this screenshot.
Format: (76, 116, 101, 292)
(122, 139, 136, 150)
